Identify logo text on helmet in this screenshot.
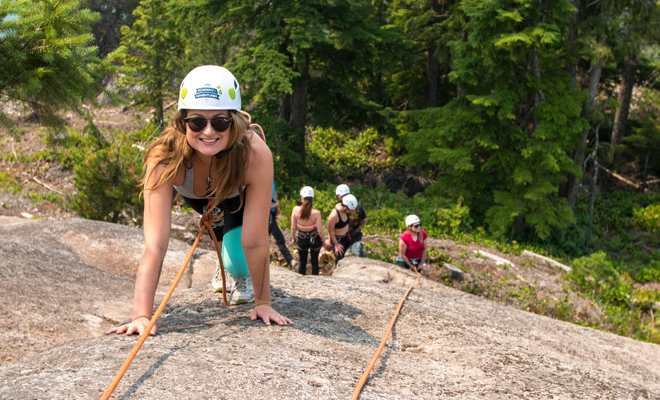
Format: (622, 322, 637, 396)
(195, 85, 220, 100)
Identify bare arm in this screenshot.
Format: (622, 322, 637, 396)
(327, 210, 338, 245)
(243, 134, 292, 326)
(290, 206, 298, 244)
(314, 210, 326, 243)
(399, 239, 413, 269)
(421, 235, 428, 264)
(106, 163, 173, 336)
(326, 209, 343, 254)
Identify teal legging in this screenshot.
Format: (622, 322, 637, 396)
(222, 226, 249, 278)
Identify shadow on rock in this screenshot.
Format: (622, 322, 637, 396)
(154, 287, 379, 348)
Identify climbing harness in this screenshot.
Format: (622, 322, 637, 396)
(100, 211, 227, 400)
(351, 265, 422, 400)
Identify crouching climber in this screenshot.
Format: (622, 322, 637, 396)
(335, 184, 368, 257)
(325, 194, 359, 265)
(396, 215, 428, 271)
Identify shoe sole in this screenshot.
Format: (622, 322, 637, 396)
(231, 299, 254, 305)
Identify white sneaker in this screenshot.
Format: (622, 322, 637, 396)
(212, 259, 232, 293)
(229, 276, 254, 305)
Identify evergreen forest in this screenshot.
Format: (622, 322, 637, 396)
(1, 0, 660, 343)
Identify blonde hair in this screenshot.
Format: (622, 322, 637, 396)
(142, 109, 251, 211)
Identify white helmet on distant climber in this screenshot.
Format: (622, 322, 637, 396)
(178, 65, 241, 111)
(335, 184, 350, 197)
(300, 186, 314, 198)
(342, 194, 358, 211)
(405, 215, 420, 227)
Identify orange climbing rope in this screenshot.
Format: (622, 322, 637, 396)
(351, 265, 422, 400)
(100, 213, 227, 400)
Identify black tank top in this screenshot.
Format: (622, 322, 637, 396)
(333, 208, 349, 230)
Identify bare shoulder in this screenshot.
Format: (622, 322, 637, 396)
(312, 209, 322, 218)
(146, 161, 180, 188)
(248, 130, 271, 163)
(244, 130, 273, 185)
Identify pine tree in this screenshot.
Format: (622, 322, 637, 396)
(0, 0, 116, 132)
(118, 0, 184, 125)
(388, 0, 458, 110)
(609, 1, 660, 147)
(405, 0, 583, 240)
(78, 0, 141, 58)
(212, 0, 387, 166)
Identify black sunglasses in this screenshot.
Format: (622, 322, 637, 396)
(183, 116, 233, 133)
(412, 224, 421, 228)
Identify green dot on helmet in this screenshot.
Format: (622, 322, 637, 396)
(228, 88, 236, 100)
(181, 88, 188, 99)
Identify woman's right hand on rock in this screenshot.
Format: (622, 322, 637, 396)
(105, 316, 156, 336)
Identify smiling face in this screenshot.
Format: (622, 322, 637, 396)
(185, 109, 232, 159)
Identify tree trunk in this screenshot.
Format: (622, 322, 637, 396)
(457, 29, 468, 98)
(568, 0, 580, 89)
(424, 39, 439, 109)
(155, 95, 163, 126)
(290, 63, 310, 165)
(611, 55, 637, 146)
(512, 213, 526, 241)
(278, 92, 291, 121)
(533, 52, 541, 108)
(560, 0, 580, 199)
(568, 56, 604, 210)
(640, 152, 650, 192)
(587, 125, 599, 243)
(532, 52, 542, 130)
(154, 56, 163, 125)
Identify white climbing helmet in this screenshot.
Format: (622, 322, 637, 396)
(300, 186, 314, 198)
(336, 184, 350, 197)
(342, 194, 358, 211)
(405, 215, 420, 227)
(178, 65, 241, 111)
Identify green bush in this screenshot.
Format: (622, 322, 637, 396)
(566, 252, 660, 343)
(568, 252, 633, 307)
(68, 121, 148, 224)
(306, 127, 393, 179)
(633, 204, 660, 235)
(636, 260, 660, 282)
(368, 207, 403, 232)
(0, 171, 20, 193)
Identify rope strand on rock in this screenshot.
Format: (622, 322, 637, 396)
(351, 266, 421, 400)
(100, 211, 226, 400)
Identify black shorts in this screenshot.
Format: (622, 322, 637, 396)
(177, 189, 245, 241)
